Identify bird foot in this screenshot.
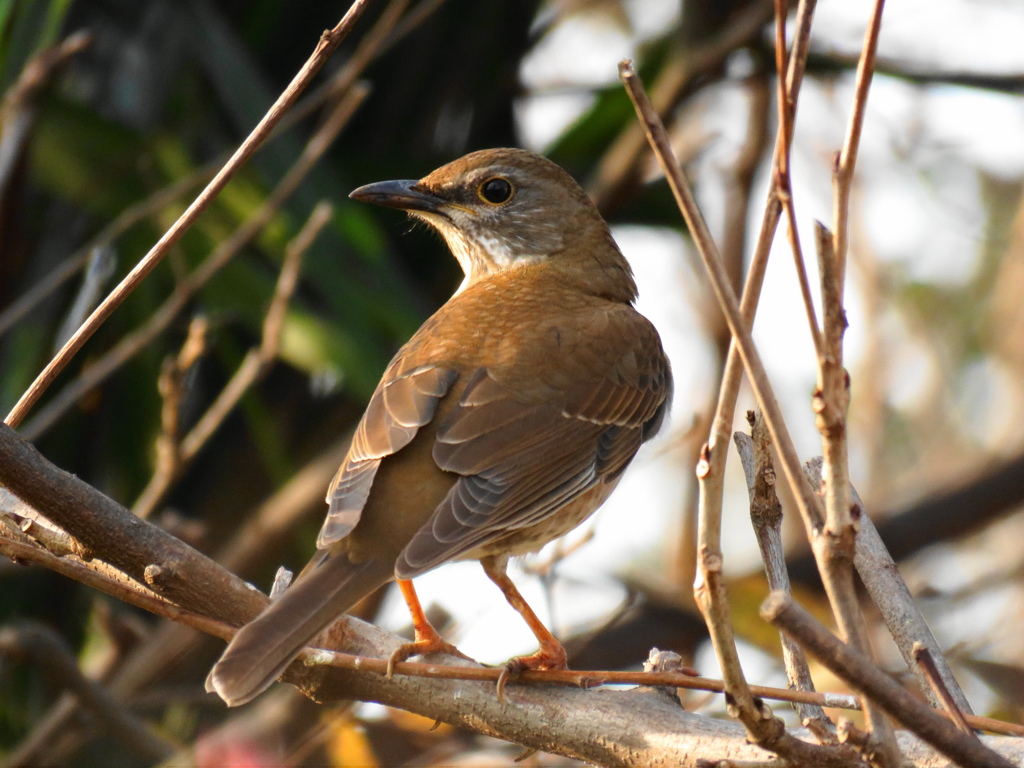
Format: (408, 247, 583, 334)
(495, 644, 569, 703)
(386, 636, 473, 679)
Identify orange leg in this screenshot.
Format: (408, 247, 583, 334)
(387, 579, 471, 677)
(481, 555, 568, 701)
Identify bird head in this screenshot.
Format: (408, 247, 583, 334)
(350, 148, 633, 297)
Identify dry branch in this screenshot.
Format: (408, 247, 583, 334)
(3, 421, 1022, 764)
(4, 0, 373, 429)
(762, 592, 1016, 768)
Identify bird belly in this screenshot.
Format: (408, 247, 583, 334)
(465, 478, 619, 560)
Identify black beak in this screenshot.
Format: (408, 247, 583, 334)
(349, 179, 445, 214)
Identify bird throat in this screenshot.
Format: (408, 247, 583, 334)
(423, 215, 551, 293)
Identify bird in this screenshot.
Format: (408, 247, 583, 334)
(207, 148, 672, 707)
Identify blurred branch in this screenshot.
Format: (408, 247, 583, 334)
(590, 0, 779, 212)
(806, 51, 1024, 96)
(20, 85, 367, 441)
(762, 592, 1016, 768)
(4, 0, 374, 429)
(0, 622, 177, 763)
(0, 31, 92, 202)
(0, 163, 218, 339)
(132, 202, 332, 519)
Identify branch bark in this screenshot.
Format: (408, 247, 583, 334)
(2, 422, 1022, 765)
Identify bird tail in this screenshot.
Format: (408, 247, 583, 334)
(206, 552, 394, 706)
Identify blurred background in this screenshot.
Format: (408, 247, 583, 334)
(2, 0, 1024, 765)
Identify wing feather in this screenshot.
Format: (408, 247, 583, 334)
(395, 306, 671, 579)
(318, 365, 458, 548)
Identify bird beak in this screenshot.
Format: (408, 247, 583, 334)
(349, 179, 445, 214)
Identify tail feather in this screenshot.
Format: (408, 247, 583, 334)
(207, 552, 393, 706)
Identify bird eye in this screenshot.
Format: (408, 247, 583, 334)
(478, 177, 513, 205)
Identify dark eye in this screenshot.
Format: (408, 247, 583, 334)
(478, 177, 513, 205)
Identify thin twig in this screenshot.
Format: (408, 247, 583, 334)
(132, 203, 331, 519)
(678, 0, 824, 757)
(734, 414, 833, 738)
(801, 457, 973, 712)
(621, 54, 862, 766)
(773, 0, 822, 358)
(912, 643, 974, 736)
(814, 223, 899, 766)
(5, 0, 373, 429)
(131, 317, 209, 519)
(762, 592, 1016, 768)
(6, 528, 1023, 741)
(20, 85, 367, 441)
(623, 45, 826, 653)
(832, 0, 886, 290)
(812, 2, 900, 762)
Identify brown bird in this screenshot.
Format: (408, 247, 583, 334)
(207, 148, 672, 706)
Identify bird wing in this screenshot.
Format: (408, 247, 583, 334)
(396, 306, 670, 578)
(318, 363, 458, 548)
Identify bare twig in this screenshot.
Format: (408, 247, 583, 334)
(734, 414, 832, 737)
(810, 2, 898, 761)
(657, 0, 826, 759)
(132, 203, 332, 519)
(2, 508, 87, 560)
(802, 457, 973, 713)
(0, 32, 93, 198)
(5, 0, 374, 429)
(814, 223, 899, 766)
(130, 317, 209, 519)
(912, 643, 974, 736)
(621, 52, 863, 766)
(773, 0, 822, 359)
(591, 0, 778, 211)
(832, 0, 886, 289)
(761, 592, 1016, 768)
(20, 85, 367, 441)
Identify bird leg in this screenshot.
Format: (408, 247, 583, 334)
(387, 578, 471, 678)
(480, 555, 569, 701)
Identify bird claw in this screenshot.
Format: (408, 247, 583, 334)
(386, 637, 472, 679)
(495, 646, 569, 704)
